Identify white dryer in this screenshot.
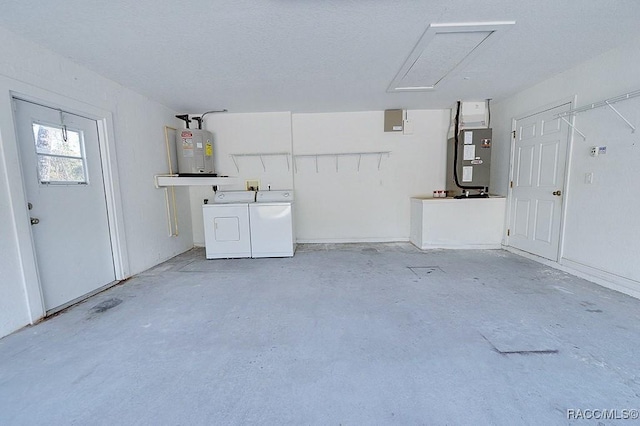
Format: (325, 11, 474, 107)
(249, 190, 295, 258)
(203, 191, 255, 259)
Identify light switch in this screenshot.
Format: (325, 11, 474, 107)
(585, 172, 594, 184)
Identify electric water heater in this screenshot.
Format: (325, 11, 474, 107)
(176, 128, 215, 175)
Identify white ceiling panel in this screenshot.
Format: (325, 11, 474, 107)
(0, 1, 638, 113)
(394, 30, 493, 90)
(389, 22, 514, 92)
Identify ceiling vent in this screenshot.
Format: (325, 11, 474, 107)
(388, 21, 515, 92)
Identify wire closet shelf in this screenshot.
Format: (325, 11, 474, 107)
(555, 89, 640, 140)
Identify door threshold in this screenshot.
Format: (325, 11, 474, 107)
(45, 279, 122, 317)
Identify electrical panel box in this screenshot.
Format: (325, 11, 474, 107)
(446, 128, 492, 197)
(176, 129, 215, 175)
(384, 109, 404, 132)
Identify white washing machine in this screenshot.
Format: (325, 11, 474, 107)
(249, 190, 295, 258)
(203, 191, 255, 259)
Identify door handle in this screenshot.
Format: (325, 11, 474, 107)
(552, 190, 562, 196)
(30, 217, 40, 225)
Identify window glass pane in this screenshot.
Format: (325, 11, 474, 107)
(32, 123, 82, 157)
(37, 155, 86, 183)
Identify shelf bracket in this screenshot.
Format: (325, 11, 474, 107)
(377, 153, 383, 170)
(357, 154, 362, 172)
(605, 101, 636, 133)
(559, 117, 586, 141)
(228, 152, 291, 172)
(315, 156, 319, 173)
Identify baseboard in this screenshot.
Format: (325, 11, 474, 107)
(416, 243, 502, 250)
(198, 238, 409, 245)
(295, 237, 410, 244)
(559, 258, 640, 300)
(504, 246, 640, 300)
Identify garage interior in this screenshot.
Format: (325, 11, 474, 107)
(1, 1, 640, 424)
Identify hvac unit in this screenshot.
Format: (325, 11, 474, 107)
(445, 101, 492, 198)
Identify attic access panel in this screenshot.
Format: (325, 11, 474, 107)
(388, 22, 515, 92)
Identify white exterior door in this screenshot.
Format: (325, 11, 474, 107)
(508, 103, 570, 261)
(15, 99, 115, 312)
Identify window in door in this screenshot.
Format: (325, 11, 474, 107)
(31, 122, 88, 184)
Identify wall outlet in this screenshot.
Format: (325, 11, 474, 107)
(245, 179, 259, 191)
(590, 146, 598, 157)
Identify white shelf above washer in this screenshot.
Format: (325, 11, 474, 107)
(154, 174, 238, 188)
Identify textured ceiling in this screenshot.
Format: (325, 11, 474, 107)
(0, 0, 638, 113)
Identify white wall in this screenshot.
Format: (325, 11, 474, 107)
(292, 110, 449, 242)
(0, 27, 193, 338)
(491, 37, 640, 297)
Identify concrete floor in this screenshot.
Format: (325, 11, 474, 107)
(1, 244, 639, 425)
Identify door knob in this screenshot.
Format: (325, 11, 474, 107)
(30, 217, 40, 225)
(552, 190, 562, 196)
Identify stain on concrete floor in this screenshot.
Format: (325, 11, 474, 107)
(89, 298, 122, 313)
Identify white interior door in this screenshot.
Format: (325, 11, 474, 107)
(14, 99, 115, 312)
(508, 103, 570, 261)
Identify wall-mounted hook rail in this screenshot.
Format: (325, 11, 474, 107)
(555, 89, 640, 139)
(293, 151, 391, 173)
(229, 152, 291, 173)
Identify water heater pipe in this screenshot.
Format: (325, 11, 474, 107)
(175, 114, 191, 129)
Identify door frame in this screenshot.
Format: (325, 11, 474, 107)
(2, 80, 129, 322)
(505, 95, 577, 262)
